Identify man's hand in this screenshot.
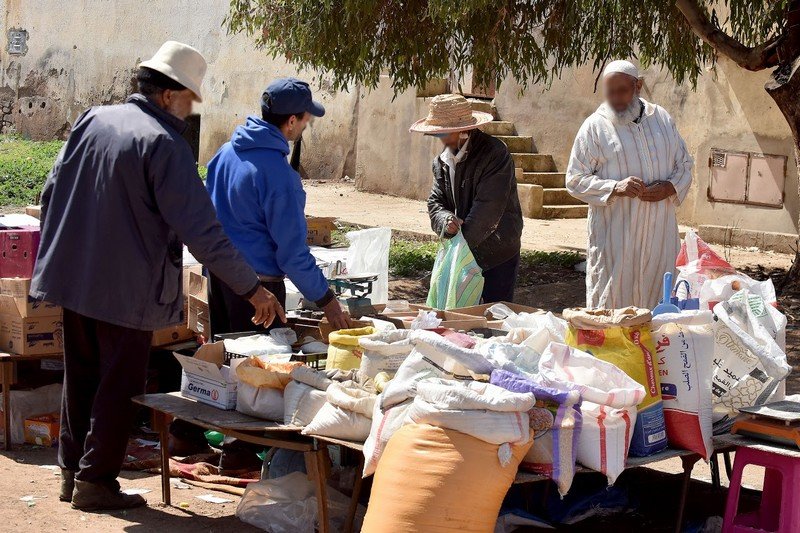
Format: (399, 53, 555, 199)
(640, 181, 676, 202)
(445, 216, 463, 236)
(322, 298, 353, 331)
(613, 177, 646, 198)
(248, 286, 286, 327)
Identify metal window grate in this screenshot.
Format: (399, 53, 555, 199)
(711, 151, 727, 168)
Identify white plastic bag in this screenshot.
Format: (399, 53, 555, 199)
(302, 381, 376, 441)
(236, 471, 361, 532)
(347, 227, 391, 305)
(410, 310, 443, 330)
(711, 290, 790, 428)
(0, 383, 62, 444)
(651, 311, 715, 459)
(358, 329, 414, 377)
(405, 378, 535, 446)
(536, 342, 644, 484)
(699, 274, 777, 311)
(224, 328, 297, 358)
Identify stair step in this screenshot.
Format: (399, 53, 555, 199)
(495, 135, 533, 153)
(512, 153, 556, 172)
(467, 98, 495, 116)
(542, 205, 589, 219)
(543, 188, 585, 206)
(481, 121, 515, 136)
(518, 172, 566, 188)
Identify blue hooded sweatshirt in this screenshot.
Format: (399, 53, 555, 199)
(206, 116, 328, 303)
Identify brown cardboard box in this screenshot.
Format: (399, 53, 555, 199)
(152, 323, 194, 347)
(24, 412, 59, 447)
(381, 310, 488, 330)
(0, 278, 61, 318)
(25, 205, 42, 219)
(0, 314, 64, 355)
(187, 271, 211, 336)
(306, 217, 337, 247)
(450, 301, 543, 318)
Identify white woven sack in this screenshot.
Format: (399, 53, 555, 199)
(283, 381, 328, 427)
(237, 383, 284, 421)
(358, 329, 414, 377)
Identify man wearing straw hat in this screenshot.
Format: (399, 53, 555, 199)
(412, 94, 523, 303)
(565, 60, 693, 309)
(31, 41, 284, 511)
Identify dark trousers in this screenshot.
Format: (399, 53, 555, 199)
(59, 309, 152, 484)
(481, 252, 521, 304)
(208, 272, 287, 335)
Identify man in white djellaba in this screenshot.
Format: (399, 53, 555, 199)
(566, 59, 694, 310)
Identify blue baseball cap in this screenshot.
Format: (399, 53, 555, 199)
(260, 77, 325, 117)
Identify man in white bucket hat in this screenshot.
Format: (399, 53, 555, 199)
(31, 41, 285, 511)
(565, 59, 693, 309)
(412, 93, 523, 303)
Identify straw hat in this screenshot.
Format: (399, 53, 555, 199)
(409, 93, 494, 134)
(140, 41, 207, 102)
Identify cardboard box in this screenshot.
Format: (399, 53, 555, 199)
(0, 314, 64, 355)
(381, 310, 488, 331)
(0, 227, 40, 278)
(0, 278, 61, 318)
(25, 206, 41, 220)
(450, 302, 544, 331)
(24, 413, 59, 447)
(306, 217, 337, 247)
(175, 341, 237, 409)
(187, 271, 211, 336)
(152, 323, 194, 347)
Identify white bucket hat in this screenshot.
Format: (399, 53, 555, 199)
(140, 41, 207, 102)
(409, 93, 493, 134)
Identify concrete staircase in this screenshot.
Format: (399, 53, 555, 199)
(471, 99, 587, 219)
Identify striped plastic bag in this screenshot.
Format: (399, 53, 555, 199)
(426, 231, 484, 309)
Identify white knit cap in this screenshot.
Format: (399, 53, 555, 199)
(603, 60, 640, 80)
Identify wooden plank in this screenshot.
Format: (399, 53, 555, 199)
(133, 392, 296, 432)
(312, 435, 365, 452)
(0, 352, 62, 362)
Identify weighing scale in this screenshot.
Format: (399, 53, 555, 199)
(327, 273, 379, 316)
(731, 401, 800, 449)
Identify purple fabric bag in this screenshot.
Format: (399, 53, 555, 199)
(491, 369, 583, 496)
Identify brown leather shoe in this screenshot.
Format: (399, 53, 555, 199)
(71, 480, 146, 511)
(59, 469, 75, 502)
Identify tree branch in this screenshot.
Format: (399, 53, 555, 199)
(675, 0, 781, 71)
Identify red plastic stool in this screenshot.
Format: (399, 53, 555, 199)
(723, 446, 800, 533)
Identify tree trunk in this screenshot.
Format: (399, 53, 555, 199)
(765, 56, 800, 290)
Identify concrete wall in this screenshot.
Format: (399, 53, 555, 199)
(0, 0, 358, 181)
(354, 76, 441, 200)
(495, 58, 799, 235)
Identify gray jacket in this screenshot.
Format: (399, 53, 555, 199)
(31, 94, 259, 331)
(428, 130, 523, 271)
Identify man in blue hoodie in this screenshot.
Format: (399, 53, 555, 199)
(206, 78, 351, 333)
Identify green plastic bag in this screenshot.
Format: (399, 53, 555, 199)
(426, 231, 484, 310)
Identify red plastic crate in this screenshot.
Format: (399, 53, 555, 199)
(0, 226, 40, 278)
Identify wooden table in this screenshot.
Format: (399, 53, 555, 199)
(133, 392, 365, 533)
(0, 351, 63, 450)
(512, 435, 739, 533)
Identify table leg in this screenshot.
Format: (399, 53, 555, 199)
(305, 446, 330, 533)
(2, 362, 12, 451)
(723, 451, 733, 480)
(710, 452, 721, 489)
(674, 454, 700, 533)
(344, 455, 365, 533)
(152, 410, 173, 505)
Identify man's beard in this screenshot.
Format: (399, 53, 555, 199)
(613, 97, 642, 123)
